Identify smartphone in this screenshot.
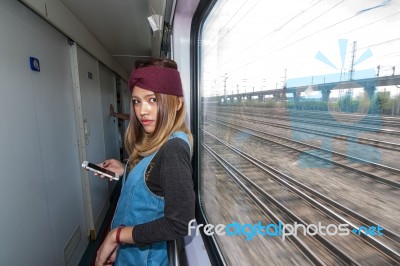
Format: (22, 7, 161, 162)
(81, 161, 119, 181)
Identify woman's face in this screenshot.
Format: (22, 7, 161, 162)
(132, 86, 158, 134)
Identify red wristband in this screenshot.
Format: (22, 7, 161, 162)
(116, 224, 126, 245)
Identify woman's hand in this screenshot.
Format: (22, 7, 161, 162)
(95, 229, 119, 266)
(95, 159, 125, 178)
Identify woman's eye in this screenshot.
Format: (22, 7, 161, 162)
(150, 98, 157, 103)
(132, 99, 140, 104)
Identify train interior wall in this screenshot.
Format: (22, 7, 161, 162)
(0, 0, 124, 265)
(171, 1, 212, 265)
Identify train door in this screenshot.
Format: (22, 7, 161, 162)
(72, 45, 119, 237)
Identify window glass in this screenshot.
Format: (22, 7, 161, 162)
(199, 1, 400, 264)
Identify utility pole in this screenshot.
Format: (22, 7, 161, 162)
(224, 73, 228, 104)
(283, 69, 287, 89)
(349, 41, 357, 81)
(282, 69, 287, 101)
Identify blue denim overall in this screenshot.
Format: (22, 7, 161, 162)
(112, 131, 190, 266)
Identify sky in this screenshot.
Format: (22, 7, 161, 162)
(200, 0, 400, 98)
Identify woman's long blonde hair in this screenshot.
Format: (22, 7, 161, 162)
(124, 59, 193, 168)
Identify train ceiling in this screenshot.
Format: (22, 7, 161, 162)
(21, 0, 175, 79)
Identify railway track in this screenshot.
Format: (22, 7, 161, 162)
(207, 107, 400, 136)
(210, 106, 400, 130)
(206, 113, 400, 153)
(206, 117, 400, 189)
(202, 130, 400, 265)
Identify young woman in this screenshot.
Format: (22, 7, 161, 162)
(95, 58, 195, 266)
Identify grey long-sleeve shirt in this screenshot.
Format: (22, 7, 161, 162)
(132, 137, 195, 245)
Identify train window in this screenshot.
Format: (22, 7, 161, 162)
(198, 0, 400, 265)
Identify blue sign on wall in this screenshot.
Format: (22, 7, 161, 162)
(29, 57, 40, 72)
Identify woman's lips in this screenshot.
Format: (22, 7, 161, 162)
(141, 119, 153, 125)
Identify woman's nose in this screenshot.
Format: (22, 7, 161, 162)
(140, 102, 150, 115)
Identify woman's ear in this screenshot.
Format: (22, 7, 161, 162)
(177, 97, 183, 111)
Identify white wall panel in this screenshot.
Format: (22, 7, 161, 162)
(0, 0, 87, 265)
(173, 1, 212, 265)
(172, 0, 200, 125)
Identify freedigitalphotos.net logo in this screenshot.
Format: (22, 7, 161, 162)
(188, 219, 384, 241)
